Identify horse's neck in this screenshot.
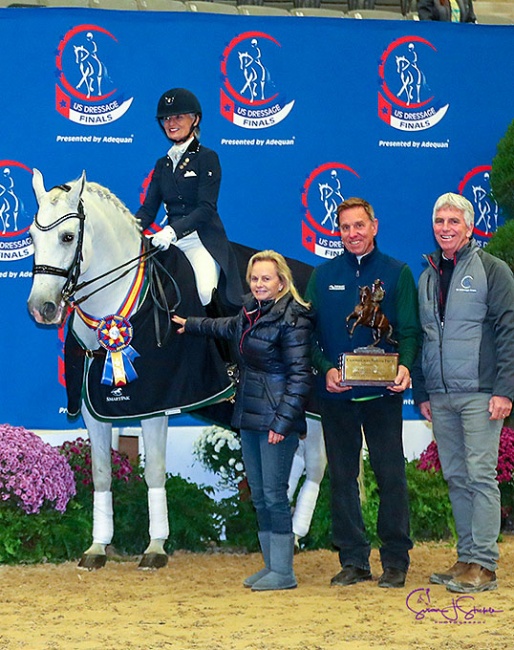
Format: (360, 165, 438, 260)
(72, 194, 143, 348)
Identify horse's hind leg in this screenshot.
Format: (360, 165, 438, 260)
(290, 419, 327, 547)
(139, 416, 169, 570)
(79, 407, 114, 570)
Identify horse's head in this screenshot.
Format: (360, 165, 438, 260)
(396, 55, 408, 73)
(27, 168, 89, 325)
(73, 44, 87, 64)
(359, 285, 372, 302)
(318, 182, 331, 201)
(238, 51, 251, 69)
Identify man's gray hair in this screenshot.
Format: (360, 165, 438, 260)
(432, 192, 474, 228)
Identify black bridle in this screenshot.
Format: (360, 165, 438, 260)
(32, 184, 181, 345)
(32, 185, 87, 303)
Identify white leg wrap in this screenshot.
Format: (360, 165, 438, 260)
(92, 491, 113, 545)
(292, 480, 320, 539)
(287, 440, 306, 502)
(148, 487, 169, 541)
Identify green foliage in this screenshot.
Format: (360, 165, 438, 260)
(166, 476, 222, 553)
(405, 462, 455, 542)
(0, 437, 457, 563)
(0, 501, 92, 564)
(218, 493, 259, 552)
(491, 118, 514, 221)
(484, 219, 514, 273)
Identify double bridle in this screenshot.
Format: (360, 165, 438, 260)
(32, 185, 181, 345)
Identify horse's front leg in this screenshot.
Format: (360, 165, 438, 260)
(139, 415, 169, 570)
(346, 312, 358, 337)
(79, 406, 113, 570)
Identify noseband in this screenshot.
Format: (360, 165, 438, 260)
(32, 184, 86, 302)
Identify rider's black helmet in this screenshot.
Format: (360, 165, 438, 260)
(156, 88, 202, 121)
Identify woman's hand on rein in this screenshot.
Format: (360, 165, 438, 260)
(172, 314, 186, 334)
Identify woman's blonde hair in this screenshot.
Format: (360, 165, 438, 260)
(246, 249, 310, 308)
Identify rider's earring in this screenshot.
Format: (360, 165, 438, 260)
(279, 285, 283, 291)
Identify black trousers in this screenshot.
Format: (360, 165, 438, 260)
(320, 393, 412, 572)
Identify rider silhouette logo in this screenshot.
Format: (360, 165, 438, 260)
(301, 162, 360, 259)
(220, 31, 295, 129)
(458, 165, 503, 248)
(378, 36, 449, 132)
(55, 25, 133, 125)
(0, 161, 34, 263)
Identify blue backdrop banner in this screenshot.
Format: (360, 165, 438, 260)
(0, 8, 512, 428)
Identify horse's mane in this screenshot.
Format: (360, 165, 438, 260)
(48, 178, 142, 232)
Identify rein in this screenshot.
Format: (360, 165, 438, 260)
(32, 182, 181, 346)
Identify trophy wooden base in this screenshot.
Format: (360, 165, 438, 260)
(338, 349, 398, 386)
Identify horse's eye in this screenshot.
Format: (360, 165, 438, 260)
(61, 232, 75, 244)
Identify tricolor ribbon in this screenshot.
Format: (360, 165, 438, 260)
(74, 249, 146, 387)
(96, 315, 140, 387)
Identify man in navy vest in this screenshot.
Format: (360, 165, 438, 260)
(306, 197, 420, 589)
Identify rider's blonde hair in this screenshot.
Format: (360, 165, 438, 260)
(246, 250, 310, 308)
(336, 197, 375, 225)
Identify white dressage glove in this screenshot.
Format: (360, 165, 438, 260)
(150, 225, 177, 250)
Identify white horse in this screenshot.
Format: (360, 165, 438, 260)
(318, 182, 340, 233)
(396, 55, 423, 106)
(27, 169, 233, 570)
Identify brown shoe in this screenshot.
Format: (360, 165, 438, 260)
(446, 563, 497, 593)
(429, 561, 468, 586)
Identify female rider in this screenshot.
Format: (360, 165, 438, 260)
(136, 87, 242, 312)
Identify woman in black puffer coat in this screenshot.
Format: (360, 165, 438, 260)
(173, 250, 313, 592)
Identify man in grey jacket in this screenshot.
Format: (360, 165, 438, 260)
(413, 192, 514, 593)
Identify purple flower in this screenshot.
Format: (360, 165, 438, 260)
(58, 436, 138, 489)
(0, 424, 76, 515)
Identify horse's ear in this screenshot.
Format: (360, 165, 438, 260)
(66, 170, 87, 208)
(32, 168, 46, 204)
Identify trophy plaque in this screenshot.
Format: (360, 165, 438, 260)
(339, 349, 398, 386)
(340, 279, 399, 387)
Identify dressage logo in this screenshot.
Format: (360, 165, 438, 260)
(0, 161, 34, 262)
(55, 25, 133, 125)
(220, 31, 295, 129)
(378, 36, 449, 132)
(301, 163, 360, 259)
(458, 165, 502, 248)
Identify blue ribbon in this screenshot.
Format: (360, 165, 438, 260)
(100, 345, 140, 386)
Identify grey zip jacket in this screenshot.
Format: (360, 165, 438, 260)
(413, 241, 514, 403)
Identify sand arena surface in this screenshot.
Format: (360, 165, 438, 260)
(1, 538, 513, 650)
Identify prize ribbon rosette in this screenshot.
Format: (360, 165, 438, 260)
(96, 314, 140, 386)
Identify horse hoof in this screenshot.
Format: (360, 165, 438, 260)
(138, 553, 168, 570)
(78, 554, 107, 570)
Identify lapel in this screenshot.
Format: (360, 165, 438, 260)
(173, 137, 201, 179)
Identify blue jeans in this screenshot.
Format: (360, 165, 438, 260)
(240, 429, 299, 535)
(430, 392, 502, 571)
(320, 394, 412, 572)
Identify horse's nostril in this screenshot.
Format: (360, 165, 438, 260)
(41, 302, 57, 321)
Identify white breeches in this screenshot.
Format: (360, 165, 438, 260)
(288, 419, 327, 539)
(176, 232, 220, 306)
